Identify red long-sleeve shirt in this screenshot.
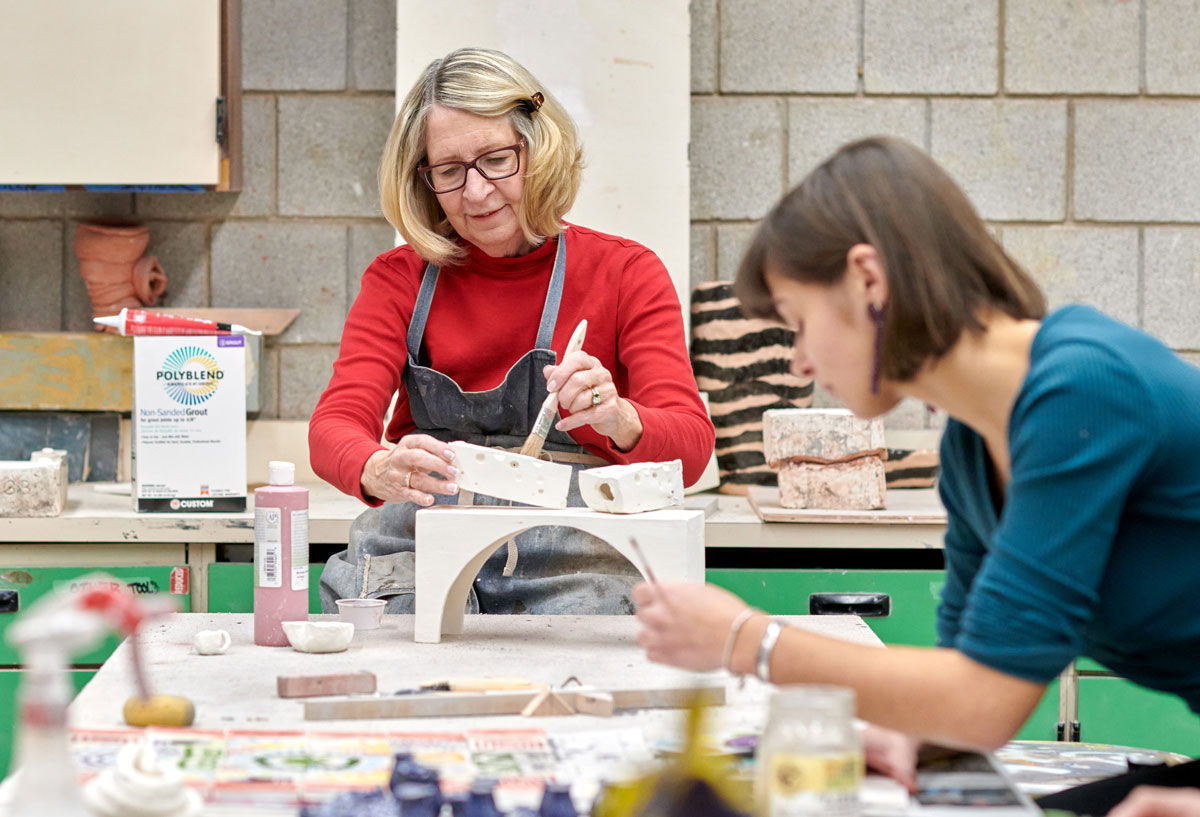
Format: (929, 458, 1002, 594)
(309, 224, 715, 504)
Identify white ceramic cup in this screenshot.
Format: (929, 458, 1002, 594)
(193, 629, 231, 655)
(335, 598, 386, 630)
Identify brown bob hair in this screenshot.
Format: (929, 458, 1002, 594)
(735, 137, 1046, 383)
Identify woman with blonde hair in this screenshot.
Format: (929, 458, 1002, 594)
(311, 48, 713, 615)
(636, 137, 1200, 807)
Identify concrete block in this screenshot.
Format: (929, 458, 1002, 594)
(1075, 102, 1200, 222)
(882, 398, 932, 432)
(788, 98, 926, 188)
(448, 441, 572, 509)
(716, 222, 759, 283)
(778, 457, 886, 510)
(211, 223, 347, 344)
(1005, 0, 1138, 94)
(691, 97, 785, 220)
(279, 96, 393, 218)
(0, 193, 64, 218)
(1143, 228, 1200, 350)
(64, 193, 134, 220)
(136, 95, 275, 218)
(256, 343, 281, 419)
(690, 0, 717, 93)
(62, 221, 93, 333)
(720, 0, 857, 92)
(350, 0, 395, 91)
(0, 448, 67, 517)
(689, 223, 716, 293)
(242, 0, 347, 91)
(414, 506, 704, 642)
(864, 0, 997, 94)
(1002, 226, 1139, 327)
(0, 220, 63, 331)
(763, 408, 886, 466)
(278, 344, 338, 420)
(931, 100, 1067, 221)
(578, 460, 684, 514)
(1146, 0, 1200, 94)
(143, 222, 209, 309)
(348, 223, 398, 309)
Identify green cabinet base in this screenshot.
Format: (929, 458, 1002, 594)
(0, 669, 95, 780)
(207, 563, 326, 614)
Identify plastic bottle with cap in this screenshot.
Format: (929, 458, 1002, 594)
(253, 460, 309, 646)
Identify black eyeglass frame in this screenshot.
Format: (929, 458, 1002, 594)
(417, 139, 526, 194)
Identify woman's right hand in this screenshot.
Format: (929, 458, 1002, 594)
(360, 434, 459, 505)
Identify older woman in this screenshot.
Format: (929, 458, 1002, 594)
(310, 48, 713, 616)
(635, 137, 1200, 806)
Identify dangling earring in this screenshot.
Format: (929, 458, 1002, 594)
(867, 303, 885, 395)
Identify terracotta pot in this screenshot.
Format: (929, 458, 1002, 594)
(74, 223, 167, 330)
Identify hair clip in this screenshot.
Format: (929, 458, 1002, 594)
(519, 91, 544, 114)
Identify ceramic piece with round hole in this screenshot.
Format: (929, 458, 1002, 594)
(578, 460, 684, 514)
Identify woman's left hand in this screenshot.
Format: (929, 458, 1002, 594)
(543, 354, 643, 450)
(633, 581, 751, 671)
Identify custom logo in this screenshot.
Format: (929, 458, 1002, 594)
(157, 346, 224, 405)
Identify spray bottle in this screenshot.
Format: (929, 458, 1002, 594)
(254, 460, 310, 645)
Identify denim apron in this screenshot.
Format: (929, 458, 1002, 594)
(318, 236, 639, 615)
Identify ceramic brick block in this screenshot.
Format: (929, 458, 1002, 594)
(578, 460, 684, 514)
(763, 409, 886, 466)
(0, 448, 67, 517)
(778, 457, 886, 510)
(449, 441, 572, 509)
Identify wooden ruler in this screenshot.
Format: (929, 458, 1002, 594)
(303, 683, 725, 721)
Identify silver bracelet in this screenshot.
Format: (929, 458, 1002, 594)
(755, 620, 783, 683)
(721, 608, 759, 673)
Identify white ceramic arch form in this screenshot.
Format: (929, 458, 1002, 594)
(413, 506, 705, 643)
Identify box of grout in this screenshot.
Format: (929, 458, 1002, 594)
(132, 335, 247, 512)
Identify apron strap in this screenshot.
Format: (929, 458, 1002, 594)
(406, 263, 441, 362)
(533, 233, 568, 351)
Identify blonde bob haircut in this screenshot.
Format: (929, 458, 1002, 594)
(379, 48, 583, 267)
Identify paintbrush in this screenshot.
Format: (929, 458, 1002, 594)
(519, 318, 588, 459)
(628, 536, 659, 586)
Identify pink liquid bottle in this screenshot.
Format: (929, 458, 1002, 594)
(254, 461, 310, 646)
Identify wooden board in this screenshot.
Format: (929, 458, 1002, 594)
(746, 485, 946, 524)
(0, 332, 132, 411)
(143, 307, 300, 337)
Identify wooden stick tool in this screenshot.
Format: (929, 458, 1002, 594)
(519, 319, 588, 459)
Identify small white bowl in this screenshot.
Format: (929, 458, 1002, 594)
(281, 620, 354, 653)
(335, 598, 386, 630)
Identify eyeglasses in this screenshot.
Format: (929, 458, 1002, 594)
(417, 140, 525, 194)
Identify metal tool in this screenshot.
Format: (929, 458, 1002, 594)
(519, 319, 588, 459)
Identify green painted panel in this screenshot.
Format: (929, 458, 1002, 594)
(706, 569, 945, 647)
(0, 669, 95, 780)
(1015, 679, 1061, 742)
(0, 567, 191, 665)
(1079, 677, 1200, 757)
(207, 563, 325, 614)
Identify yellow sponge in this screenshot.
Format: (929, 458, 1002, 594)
(122, 694, 195, 727)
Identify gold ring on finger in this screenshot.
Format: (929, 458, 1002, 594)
(404, 469, 413, 490)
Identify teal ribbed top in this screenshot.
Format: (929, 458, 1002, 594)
(937, 305, 1200, 711)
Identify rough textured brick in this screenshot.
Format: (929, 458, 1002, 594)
(864, 0, 997, 94)
(721, 0, 857, 92)
(242, 0, 347, 91)
(145, 222, 209, 309)
(211, 223, 347, 344)
(280, 345, 340, 419)
(716, 222, 758, 283)
(0, 221, 62, 331)
(1075, 102, 1200, 222)
(0, 193, 64, 218)
(763, 409, 886, 465)
(1002, 226, 1139, 327)
(1005, 0, 1138, 94)
(350, 0, 395, 91)
(788, 98, 926, 187)
(279, 96, 393, 218)
(1146, 0, 1200, 94)
(348, 223, 397, 308)
(691, 98, 785, 220)
(778, 458, 886, 510)
(690, 0, 717, 93)
(689, 224, 716, 293)
(1143, 228, 1200, 350)
(931, 100, 1066, 221)
(137, 95, 276, 219)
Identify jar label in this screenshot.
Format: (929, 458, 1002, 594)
(767, 752, 863, 814)
(254, 506, 282, 588)
(291, 509, 309, 591)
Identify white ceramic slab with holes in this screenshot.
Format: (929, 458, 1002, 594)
(413, 506, 705, 643)
(578, 460, 684, 514)
(448, 441, 572, 509)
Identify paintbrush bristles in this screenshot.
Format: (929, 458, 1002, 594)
(519, 391, 560, 458)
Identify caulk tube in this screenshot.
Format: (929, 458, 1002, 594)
(93, 308, 263, 336)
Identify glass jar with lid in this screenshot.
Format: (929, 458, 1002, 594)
(756, 685, 863, 817)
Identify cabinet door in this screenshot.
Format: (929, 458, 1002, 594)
(0, 567, 190, 665)
(1079, 677, 1200, 756)
(0, 669, 95, 780)
(207, 563, 326, 614)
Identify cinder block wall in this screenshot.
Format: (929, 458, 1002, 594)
(1, 0, 1198, 429)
